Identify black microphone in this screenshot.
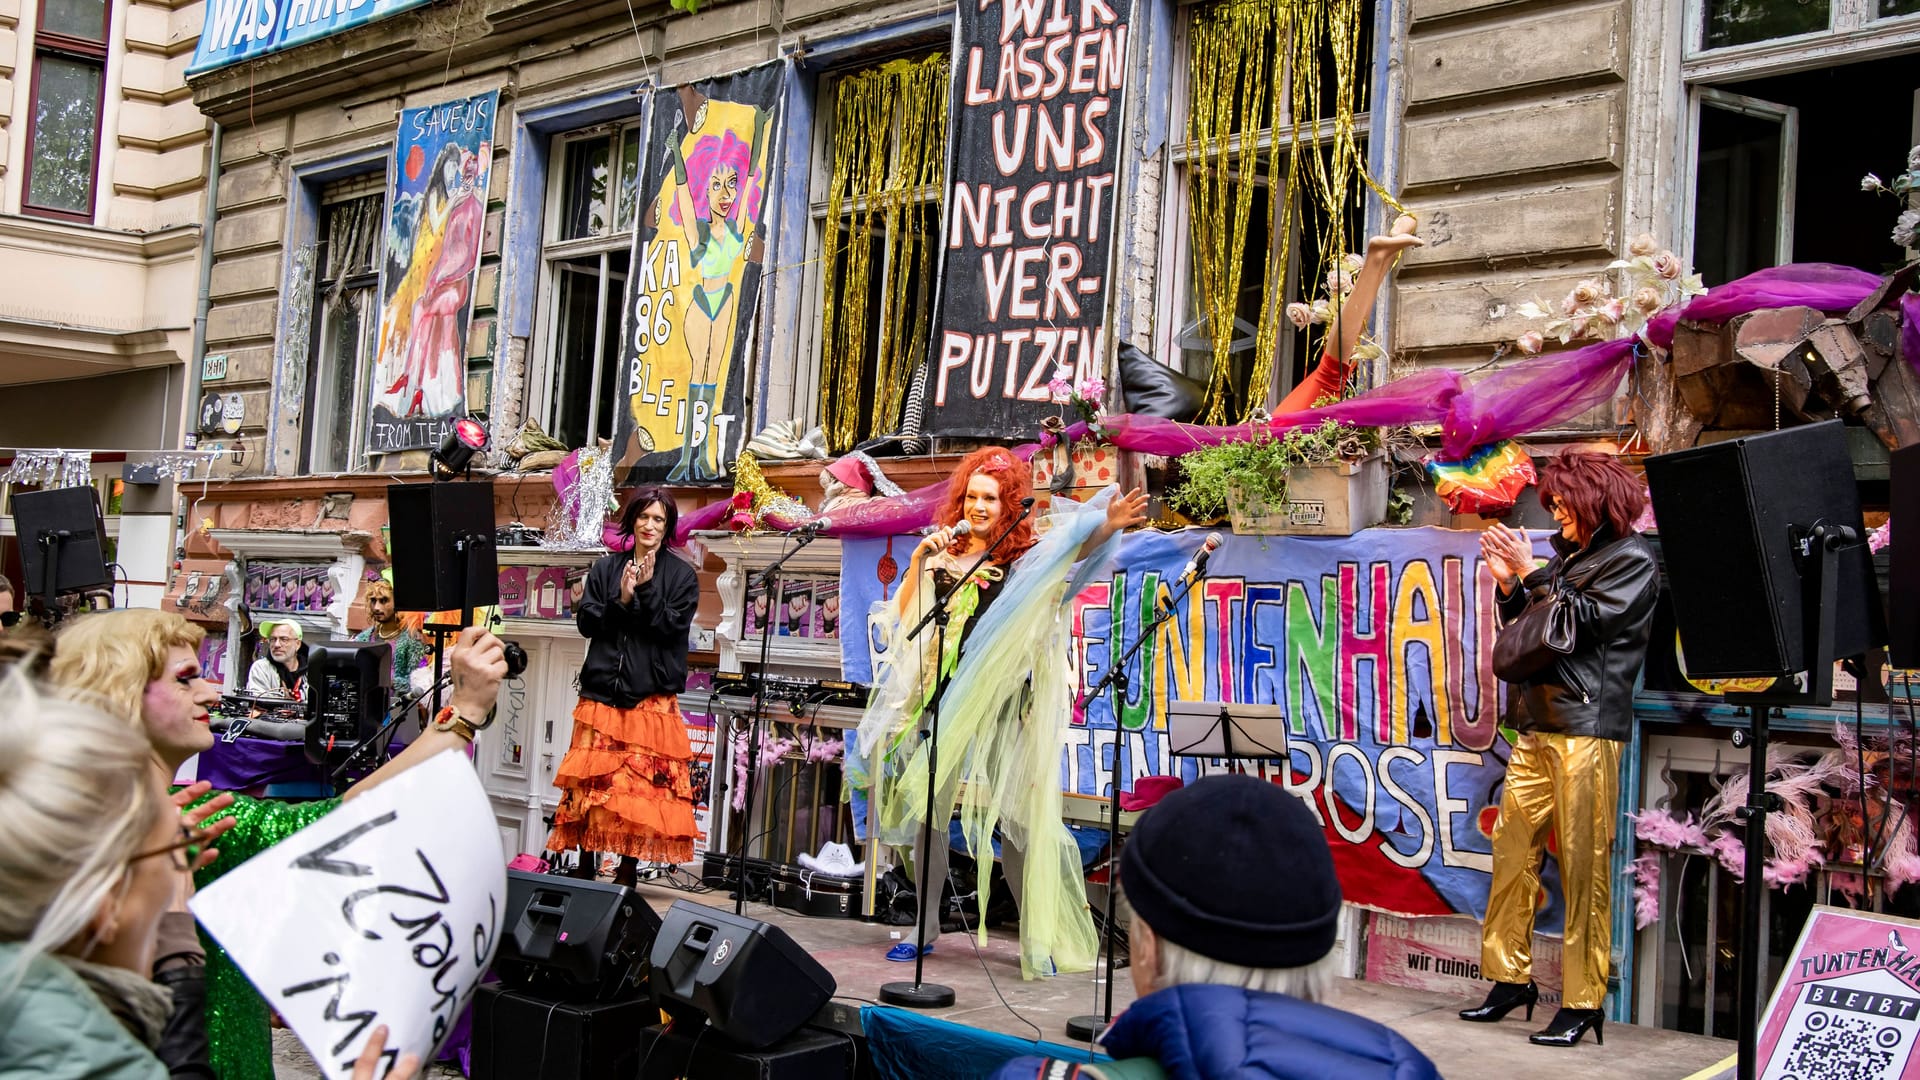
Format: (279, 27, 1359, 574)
(794, 518, 830, 535)
(926, 520, 973, 540)
(1172, 532, 1224, 591)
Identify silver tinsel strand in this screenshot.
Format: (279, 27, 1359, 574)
(543, 448, 616, 550)
(1, 450, 94, 488)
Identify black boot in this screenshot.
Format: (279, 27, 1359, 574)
(1458, 980, 1538, 1023)
(1530, 1008, 1604, 1047)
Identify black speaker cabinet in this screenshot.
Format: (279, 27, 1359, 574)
(495, 872, 660, 1002)
(637, 1022, 856, 1080)
(1645, 420, 1884, 679)
(471, 983, 647, 1080)
(386, 482, 498, 613)
(12, 486, 109, 598)
(1893, 443, 1920, 670)
(649, 900, 835, 1049)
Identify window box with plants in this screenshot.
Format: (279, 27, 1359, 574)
(1166, 419, 1395, 536)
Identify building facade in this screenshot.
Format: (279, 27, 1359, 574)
(176, 0, 1920, 1033)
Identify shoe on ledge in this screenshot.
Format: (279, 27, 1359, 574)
(1530, 1007, 1604, 1047)
(1458, 980, 1539, 1023)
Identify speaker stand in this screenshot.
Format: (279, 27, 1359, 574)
(1724, 522, 1849, 1080)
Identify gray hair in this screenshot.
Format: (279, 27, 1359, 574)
(1134, 915, 1338, 1001)
(0, 668, 165, 995)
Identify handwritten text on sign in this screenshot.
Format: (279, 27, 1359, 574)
(927, 0, 1133, 438)
(192, 751, 505, 1079)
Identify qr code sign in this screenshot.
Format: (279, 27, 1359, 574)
(1776, 1013, 1900, 1080)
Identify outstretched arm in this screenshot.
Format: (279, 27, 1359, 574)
(1276, 213, 1423, 415)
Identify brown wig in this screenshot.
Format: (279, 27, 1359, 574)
(618, 486, 680, 548)
(1538, 450, 1648, 539)
(938, 446, 1036, 563)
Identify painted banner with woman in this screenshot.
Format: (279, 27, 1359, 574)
(612, 63, 781, 483)
(368, 90, 497, 454)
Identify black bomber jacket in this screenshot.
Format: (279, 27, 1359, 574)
(575, 549, 699, 707)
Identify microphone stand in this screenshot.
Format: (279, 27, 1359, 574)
(880, 498, 1036, 1009)
(1064, 548, 1210, 1042)
(734, 526, 821, 915)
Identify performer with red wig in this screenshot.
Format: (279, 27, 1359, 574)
(854, 447, 1146, 977)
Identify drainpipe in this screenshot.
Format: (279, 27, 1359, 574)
(187, 120, 223, 447)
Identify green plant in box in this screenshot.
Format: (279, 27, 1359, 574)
(1167, 418, 1380, 523)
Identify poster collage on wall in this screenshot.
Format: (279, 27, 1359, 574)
(743, 575, 841, 640)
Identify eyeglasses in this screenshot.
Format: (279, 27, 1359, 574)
(0, 611, 20, 628)
(132, 825, 215, 872)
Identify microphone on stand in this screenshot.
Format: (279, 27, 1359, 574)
(1172, 532, 1224, 592)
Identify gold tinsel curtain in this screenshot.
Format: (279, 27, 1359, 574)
(816, 54, 949, 452)
(1185, 0, 1398, 424)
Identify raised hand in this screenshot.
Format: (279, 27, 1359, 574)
(171, 781, 235, 874)
(447, 625, 507, 721)
(914, 526, 963, 562)
(1104, 487, 1150, 536)
(619, 559, 640, 605)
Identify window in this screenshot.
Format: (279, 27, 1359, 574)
(302, 181, 385, 473)
(23, 0, 110, 220)
(1696, 0, 1920, 53)
(803, 53, 950, 453)
(1157, 0, 1378, 424)
(529, 121, 643, 451)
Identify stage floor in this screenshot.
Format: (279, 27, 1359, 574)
(272, 876, 1737, 1079)
(639, 881, 1737, 1080)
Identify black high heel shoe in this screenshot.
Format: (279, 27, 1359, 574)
(1458, 980, 1538, 1022)
(1530, 1008, 1604, 1047)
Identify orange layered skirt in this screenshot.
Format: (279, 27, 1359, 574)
(546, 695, 698, 864)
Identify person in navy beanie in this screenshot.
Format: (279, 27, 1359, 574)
(992, 774, 1442, 1080)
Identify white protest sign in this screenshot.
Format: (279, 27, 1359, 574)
(191, 750, 505, 1079)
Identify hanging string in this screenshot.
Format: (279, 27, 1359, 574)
(815, 54, 949, 452)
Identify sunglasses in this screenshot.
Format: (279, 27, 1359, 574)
(132, 825, 216, 872)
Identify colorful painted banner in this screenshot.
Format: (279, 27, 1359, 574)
(1757, 906, 1920, 1078)
(842, 525, 1562, 920)
(189, 0, 439, 75)
(924, 0, 1134, 438)
(367, 90, 497, 454)
(611, 65, 782, 484)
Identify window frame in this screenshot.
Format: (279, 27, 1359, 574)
(1681, 0, 1920, 79)
(300, 184, 386, 475)
(795, 51, 949, 448)
(1152, 4, 1381, 412)
(527, 118, 647, 451)
(21, 0, 112, 223)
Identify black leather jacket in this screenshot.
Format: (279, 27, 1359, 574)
(1498, 526, 1659, 742)
(576, 550, 699, 707)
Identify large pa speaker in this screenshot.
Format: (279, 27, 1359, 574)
(1892, 443, 1920, 669)
(494, 871, 659, 1002)
(472, 983, 649, 1080)
(12, 486, 109, 600)
(649, 900, 835, 1049)
(1645, 420, 1884, 679)
(386, 482, 498, 613)
(304, 640, 391, 765)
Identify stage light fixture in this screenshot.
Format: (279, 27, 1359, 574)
(430, 419, 490, 481)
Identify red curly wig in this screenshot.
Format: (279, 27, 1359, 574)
(937, 446, 1036, 564)
(1538, 450, 1648, 539)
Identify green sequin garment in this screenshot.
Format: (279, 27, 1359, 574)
(185, 790, 338, 1080)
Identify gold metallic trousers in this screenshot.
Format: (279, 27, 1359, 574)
(1480, 731, 1621, 1011)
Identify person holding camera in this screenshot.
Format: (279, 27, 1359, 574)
(51, 609, 508, 1080)
(547, 487, 701, 889)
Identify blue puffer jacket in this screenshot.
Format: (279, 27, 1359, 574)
(993, 984, 1443, 1080)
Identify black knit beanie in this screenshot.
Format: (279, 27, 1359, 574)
(1119, 773, 1341, 969)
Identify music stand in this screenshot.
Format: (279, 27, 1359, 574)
(13, 486, 109, 617)
(1166, 701, 1288, 760)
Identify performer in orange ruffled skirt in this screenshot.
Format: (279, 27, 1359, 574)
(548, 487, 701, 885)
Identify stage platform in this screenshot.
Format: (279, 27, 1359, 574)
(273, 876, 1738, 1079)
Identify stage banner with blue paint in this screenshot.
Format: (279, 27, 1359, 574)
(842, 525, 1567, 923)
(190, 0, 439, 75)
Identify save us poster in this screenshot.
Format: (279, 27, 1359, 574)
(368, 90, 497, 454)
(611, 63, 782, 484)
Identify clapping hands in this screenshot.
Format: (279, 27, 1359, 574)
(1479, 523, 1536, 589)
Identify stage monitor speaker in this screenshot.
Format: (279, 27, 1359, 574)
(1645, 420, 1884, 679)
(472, 983, 648, 1080)
(13, 486, 109, 599)
(386, 482, 498, 614)
(1892, 443, 1920, 669)
(304, 641, 392, 765)
(649, 900, 835, 1049)
(494, 871, 659, 1002)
